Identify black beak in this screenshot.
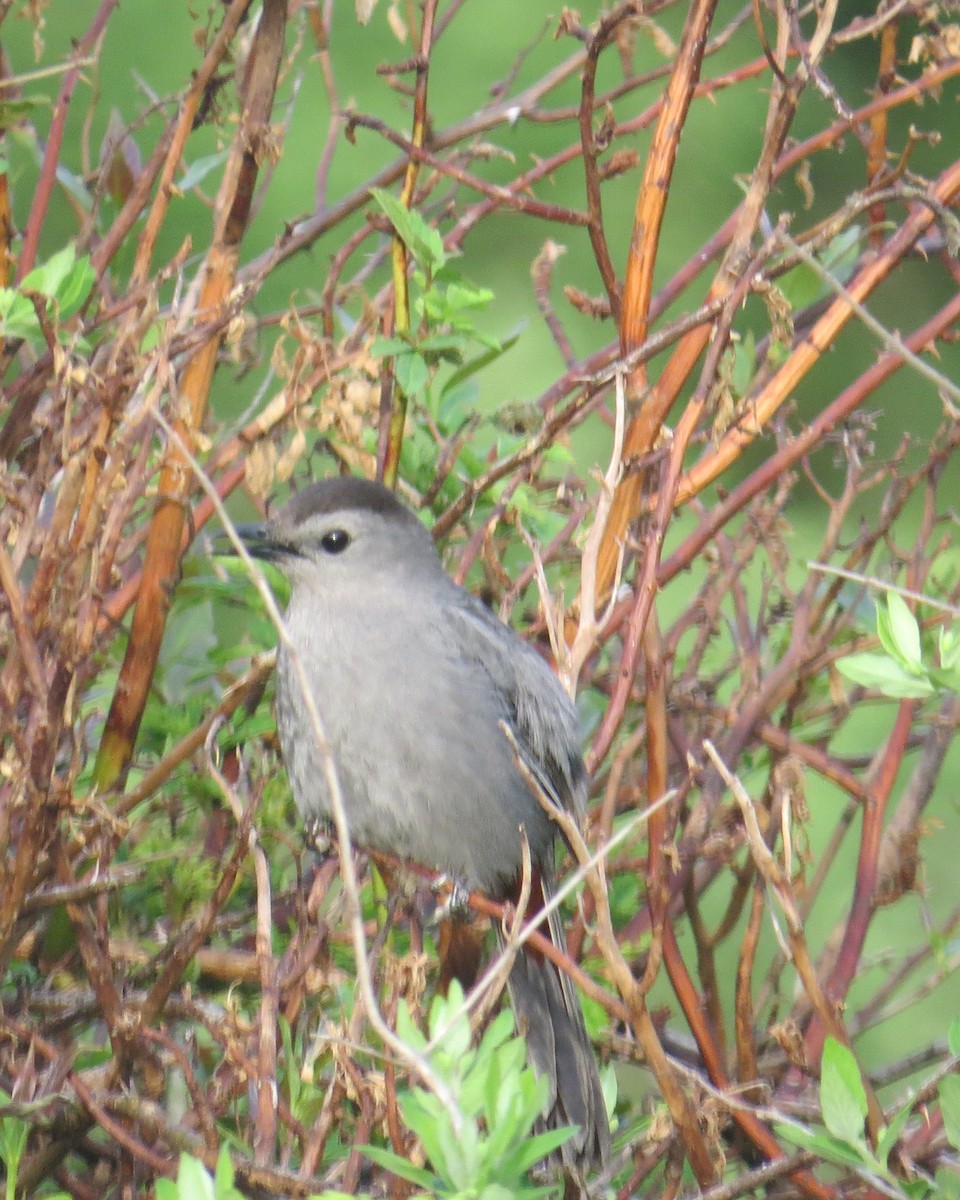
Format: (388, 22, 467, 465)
(216, 523, 288, 562)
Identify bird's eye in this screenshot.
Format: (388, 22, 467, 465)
(320, 528, 351, 554)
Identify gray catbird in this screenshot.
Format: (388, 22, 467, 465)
(241, 476, 609, 1170)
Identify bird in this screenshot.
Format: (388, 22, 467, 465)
(240, 475, 610, 1173)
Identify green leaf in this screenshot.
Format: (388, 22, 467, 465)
(360, 1143, 436, 1188)
(444, 330, 519, 395)
(369, 334, 412, 357)
(778, 226, 863, 310)
(775, 1123, 873, 1169)
(884, 593, 922, 667)
(902, 1180, 936, 1200)
(21, 243, 79, 296)
(0, 287, 42, 340)
(822, 224, 863, 280)
(941, 1075, 960, 1151)
(394, 349, 429, 397)
(821, 1038, 868, 1147)
(940, 627, 960, 672)
(418, 331, 466, 357)
(279, 1017, 300, 1114)
(0, 97, 47, 131)
(0, 244, 95, 344)
(0, 1112, 28, 1181)
(479, 1186, 520, 1200)
(399, 1093, 448, 1164)
(56, 254, 96, 319)
(836, 653, 934, 699)
(929, 665, 960, 696)
(369, 186, 447, 271)
(175, 1153, 217, 1200)
(934, 1166, 960, 1199)
(427, 980, 472, 1058)
(876, 1098, 913, 1166)
(178, 149, 230, 192)
(506, 1125, 577, 1173)
(948, 1016, 960, 1058)
(730, 330, 757, 396)
(437, 378, 479, 427)
(213, 1146, 244, 1198)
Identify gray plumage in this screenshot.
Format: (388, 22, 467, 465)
(244, 476, 609, 1171)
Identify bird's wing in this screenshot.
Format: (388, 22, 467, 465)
(446, 591, 588, 821)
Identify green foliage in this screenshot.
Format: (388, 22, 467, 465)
(0, 243, 94, 345)
(820, 1037, 869, 1147)
(362, 187, 580, 566)
(155, 1146, 352, 1200)
(778, 1036, 960, 1200)
(279, 1016, 327, 1133)
(0, 1092, 68, 1198)
(155, 1149, 244, 1200)
(0, 1094, 28, 1200)
(361, 982, 573, 1199)
(368, 186, 522, 500)
(838, 591, 960, 700)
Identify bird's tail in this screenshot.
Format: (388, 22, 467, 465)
(498, 871, 610, 1175)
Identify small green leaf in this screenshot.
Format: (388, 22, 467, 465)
(369, 334, 411, 357)
(0, 97, 47, 131)
(884, 593, 922, 667)
(821, 1038, 868, 1147)
(824, 225, 864, 277)
(21, 243, 78, 295)
(369, 186, 447, 271)
(394, 999, 425, 1050)
(394, 349, 429, 396)
(56, 255, 96, 319)
(0, 287, 42, 340)
(876, 1098, 913, 1165)
(213, 1146, 244, 1198)
(175, 1153, 217, 1200)
(730, 330, 757, 397)
(941, 1075, 960, 1151)
(444, 330, 518, 394)
(179, 149, 230, 192)
(478, 1185, 519, 1200)
(903, 1179, 936, 1200)
(361, 1143, 436, 1188)
(940, 628, 960, 672)
(875, 598, 896, 659)
(418, 331, 465, 356)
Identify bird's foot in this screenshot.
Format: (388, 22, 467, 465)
(428, 874, 474, 923)
(304, 816, 334, 856)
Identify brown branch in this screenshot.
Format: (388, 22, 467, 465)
(577, 3, 641, 323)
(93, 0, 285, 790)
